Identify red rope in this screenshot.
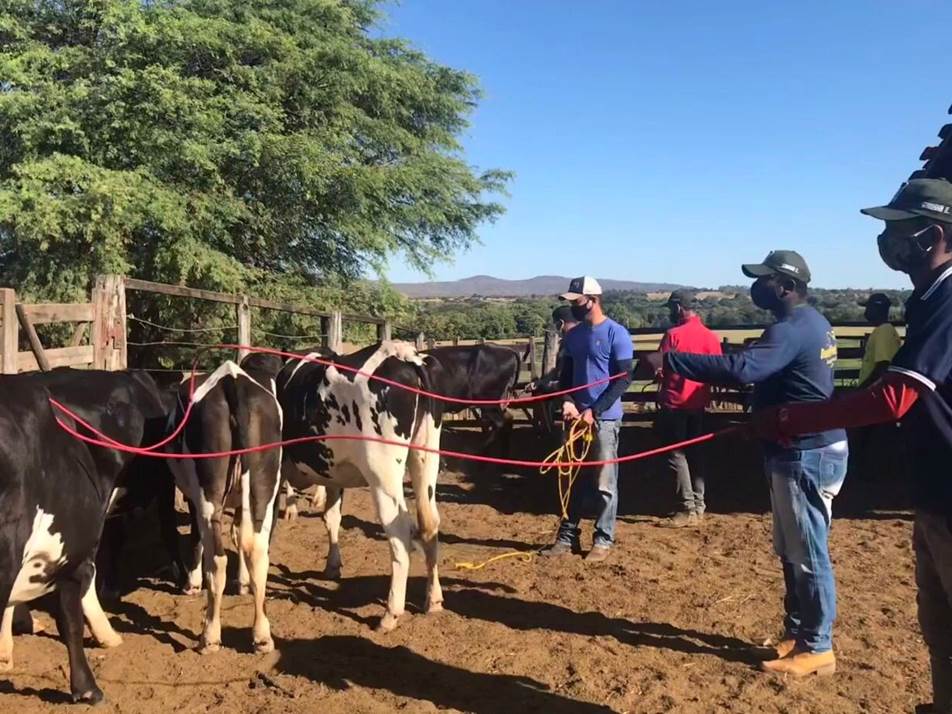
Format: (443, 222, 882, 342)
(49, 342, 740, 468)
(205, 343, 628, 406)
(51, 342, 627, 457)
(52, 409, 741, 468)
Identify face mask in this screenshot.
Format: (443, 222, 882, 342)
(749, 279, 780, 311)
(570, 300, 592, 321)
(877, 226, 934, 273)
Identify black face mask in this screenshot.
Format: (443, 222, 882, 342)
(750, 279, 781, 311)
(570, 300, 592, 321)
(877, 226, 934, 273)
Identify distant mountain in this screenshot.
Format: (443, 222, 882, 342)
(392, 275, 685, 298)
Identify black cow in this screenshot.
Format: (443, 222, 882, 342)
(422, 344, 525, 456)
(277, 341, 444, 632)
(0, 370, 166, 703)
(163, 357, 283, 654)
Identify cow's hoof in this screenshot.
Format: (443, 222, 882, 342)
(425, 602, 444, 615)
(30, 614, 47, 635)
(198, 641, 221, 655)
(376, 612, 400, 633)
(98, 632, 123, 649)
(322, 567, 342, 581)
(283, 505, 298, 521)
(182, 585, 202, 596)
(0, 656, 13, 673)
(237, 583, 251, 596)
(254, 638, 275, 654)
(71, 687, 104, 705)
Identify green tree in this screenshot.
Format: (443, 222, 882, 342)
(0, 0, 509, 306)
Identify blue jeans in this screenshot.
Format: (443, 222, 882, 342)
(766, 441, 848, 653)
(557, 419, 621, 548)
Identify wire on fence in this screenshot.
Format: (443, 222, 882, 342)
(129, 314, 239, 333)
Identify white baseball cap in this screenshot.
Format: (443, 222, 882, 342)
(560, 276, 603, 301)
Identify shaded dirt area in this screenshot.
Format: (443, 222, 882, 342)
(1, 421, 929, 713)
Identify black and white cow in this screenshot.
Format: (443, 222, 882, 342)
(277, 341, 444, 632)
(19, 370, 184, 604)
(164, 357, 283, 654)
(0, 370, 166, 703)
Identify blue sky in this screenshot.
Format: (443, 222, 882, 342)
(378, 1, 952, 289)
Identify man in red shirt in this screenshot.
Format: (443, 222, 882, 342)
(654, 290, 723, 526)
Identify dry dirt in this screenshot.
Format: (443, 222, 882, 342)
(0, 421, 930, 713)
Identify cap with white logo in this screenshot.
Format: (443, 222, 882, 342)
(861, 178, 952, 223)
(741, 250, 812, 284)
(560, 276, 603, 301)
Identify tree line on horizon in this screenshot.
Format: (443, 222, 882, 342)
(393, 287, 913, 341)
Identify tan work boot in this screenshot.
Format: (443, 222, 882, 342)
(667, 512, 700, 528)
(761, 648, 836, 677)
(758, 638, 797, 660)
(584, 545, 611, 563)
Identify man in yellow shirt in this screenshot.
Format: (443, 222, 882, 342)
(857, 293, 902, 387)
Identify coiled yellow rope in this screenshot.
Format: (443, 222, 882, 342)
(453, 419, 594, 571)
(540, 419, 595, 520)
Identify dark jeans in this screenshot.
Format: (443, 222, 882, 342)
(654, 408, 706, 515)
(914, 510, 952, 714)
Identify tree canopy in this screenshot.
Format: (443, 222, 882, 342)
(0, 0, 509, 305)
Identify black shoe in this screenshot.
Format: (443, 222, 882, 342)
(538, 541, 577, 558)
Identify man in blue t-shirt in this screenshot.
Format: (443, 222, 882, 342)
(540, 276, 633, 563)
(751, 179, 952, 710)
(641, 250, 848, 678)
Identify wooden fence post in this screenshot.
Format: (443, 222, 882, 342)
(542, 329, 559, 375)
(0, 288, 18, 374)
(415, 332, 425, 350)
(426, 337, 436, 351)
(15, 304, 50, 372)
(237, 296, 251, 361)
(527, 337, 538, 380)
(377, 320, 392, 342)
(92, 274, 127, 370)
(327, 310, 343, 353)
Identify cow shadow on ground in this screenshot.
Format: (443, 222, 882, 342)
(274, 633, 613, 714)
(440, 420, 915, 521)
(444, 584, 760, 665)
(339, 513, 533, 552)
(266, 567, 757, 667)
(109, 598, 196, 653)
(266, 564, 518, 629)
(0, 681, 73, 704)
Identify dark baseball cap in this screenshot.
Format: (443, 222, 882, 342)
(665, 290, 696, 309)
(861, 178, 952, 223)
(859, 292, 893, 309)
(741, 250, 811, 284)
(552, 305, 577, 324)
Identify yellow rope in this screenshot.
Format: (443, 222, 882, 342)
(454, 551, 534, 571)
(452, 420, 593, 572)
(540, 419, 594, 520)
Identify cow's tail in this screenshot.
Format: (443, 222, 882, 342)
(220, 374, 246, 504)
(408, 355, 441, 546)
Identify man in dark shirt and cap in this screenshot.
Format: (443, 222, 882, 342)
(752, 179, 952, 711)
(642, 249, 847, 677)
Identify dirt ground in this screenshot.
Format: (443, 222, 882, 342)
(0, 420, 930, 713)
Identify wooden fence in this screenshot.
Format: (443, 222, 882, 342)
(423, 322, 899, 425)
(123, 277, 392, 362)
(0, 275, 392, 375)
